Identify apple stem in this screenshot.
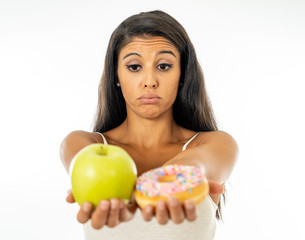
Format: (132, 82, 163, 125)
(100, 145, 107, 155)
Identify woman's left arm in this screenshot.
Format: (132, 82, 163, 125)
(164, 131, 239, 184)
(141, 131, 238, 224)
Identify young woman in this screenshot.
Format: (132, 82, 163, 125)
(61, 10, 238, 240)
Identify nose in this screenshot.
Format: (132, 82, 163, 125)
(143, 68, 158, 88)
(144, 82, 157, 88)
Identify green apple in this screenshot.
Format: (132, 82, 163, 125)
(69, 143, 137, 208)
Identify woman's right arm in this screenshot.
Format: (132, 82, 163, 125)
(60, 130, 103, 173)
(60, 130, 137, 229)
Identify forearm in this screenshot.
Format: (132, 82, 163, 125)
(162, 150, 206, 175)
(163, 133, 238, 184)
(164, 158, 201, 168)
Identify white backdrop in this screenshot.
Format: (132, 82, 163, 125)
(1, 0, 304, 239)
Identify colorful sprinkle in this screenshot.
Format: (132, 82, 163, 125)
(136, 164, 204, 197)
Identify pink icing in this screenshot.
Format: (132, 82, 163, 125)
(136, 164, 205, 197)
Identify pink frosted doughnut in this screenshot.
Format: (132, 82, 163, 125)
(135, 164, 209, 208)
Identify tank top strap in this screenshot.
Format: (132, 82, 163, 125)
(182, 132, 201, 151)
(95, 132, 108, 145)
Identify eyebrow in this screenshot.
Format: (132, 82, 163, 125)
(122, 50, 176, 60)
(158, 50, 176, 58)
(123, 52, 141, 59)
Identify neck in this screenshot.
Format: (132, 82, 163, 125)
(119, 111, 181, 148)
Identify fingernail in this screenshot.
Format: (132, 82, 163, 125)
(157, 201, 165, 210)
(111, 199, 119, 210)
(101, 201, 108, 211)
(185, 200, 194, 210)
(83, 203, 91, 213)
(145, 205, 152, 214)
(169, 197, 178, 207)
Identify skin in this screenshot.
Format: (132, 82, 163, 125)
(61, 36, 238, 229)
(118, 37, 181, 121)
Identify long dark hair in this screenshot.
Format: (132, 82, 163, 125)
(93, 10, 225, 220)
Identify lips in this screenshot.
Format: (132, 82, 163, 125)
(137, 94, 161, 104)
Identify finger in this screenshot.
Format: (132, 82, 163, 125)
(77, 202, 93, 224)
(126, 200, 138, 214)
(120, 200, 137, 222)
(141, 205, 154, 222)
(208, 181, 223, 194)
(167, 197, 184, 224)
(106, 199, 121, 228)
(156, 200, 169, 225)
(129, 191, 137, 205)
(183, 199, 197, 222)
(66, 191, 75, 203)
(91, 200, 110, 229)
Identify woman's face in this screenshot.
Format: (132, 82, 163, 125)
(117, 36, 181, 119)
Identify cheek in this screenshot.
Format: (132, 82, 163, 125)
(120, 85, 131, 100)
(165, 73, 180, 94)
(117, 70, 137, 101)
(120, 84, 137, 106)
(168, 85, 179, 102)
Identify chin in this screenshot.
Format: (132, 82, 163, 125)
(139, 108, 162, 119)
(141, 112, 160, 119)
(128, 104, 170, 119)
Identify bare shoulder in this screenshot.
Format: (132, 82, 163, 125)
(197, 131, 238, 147)
(62, 130, 104, 142)
(59, 130, 104, 173)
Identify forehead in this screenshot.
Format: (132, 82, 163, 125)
(119, 36, 179, 56)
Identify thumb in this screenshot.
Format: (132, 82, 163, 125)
(127, 191, 138, 212)
(66, 189, 75, 203)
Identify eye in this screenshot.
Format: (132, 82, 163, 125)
(157, 63, 173, 71)
(126, 64, 142, 72)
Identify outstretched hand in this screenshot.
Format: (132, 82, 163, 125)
(66, 190, 137, 229)
(140, 180, 223, 225)
(66, 180, 222, 227)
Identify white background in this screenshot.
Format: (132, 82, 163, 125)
(1, 0, 304, 239)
